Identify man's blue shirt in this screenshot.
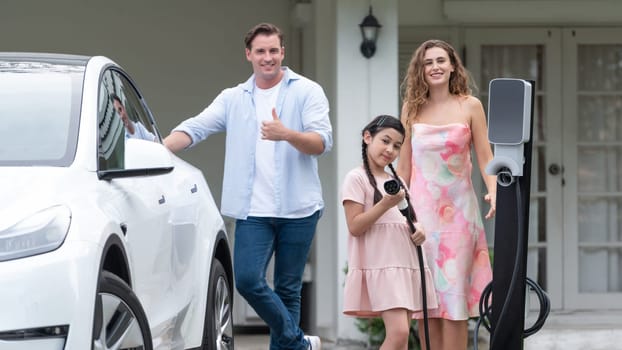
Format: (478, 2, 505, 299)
(172, 67, 332, 219)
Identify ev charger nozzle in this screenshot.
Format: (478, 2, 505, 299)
(384, 179, 409, 216)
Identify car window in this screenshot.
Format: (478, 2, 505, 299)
(98, 70, 125, 170)
(114, 73, 159, 143)
(0, 60, 83, 166)
(98, 69, 161, 171)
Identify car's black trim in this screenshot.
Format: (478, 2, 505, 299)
(99, 235, 131, 286)
(97, 166, 174, 180)
(0, 325, 69, 340)
(213, 230, 234, 294)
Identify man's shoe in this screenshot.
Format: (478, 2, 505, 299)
(304, 335, 322, 350)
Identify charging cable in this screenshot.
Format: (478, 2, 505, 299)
(384, 179, 431, 350)
(473, 174, 550, 349)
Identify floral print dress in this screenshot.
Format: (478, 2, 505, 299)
(410, 123, 492, 320)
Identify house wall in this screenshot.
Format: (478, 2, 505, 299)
(398, 0, 451, 26)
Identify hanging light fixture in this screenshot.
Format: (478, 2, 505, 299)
(359, 6, 382, 58)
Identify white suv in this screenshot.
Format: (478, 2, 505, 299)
(0, 53, 234, 350)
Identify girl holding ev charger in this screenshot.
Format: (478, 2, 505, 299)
(398, 39, 496, 350)
(341, 115, 438, 350)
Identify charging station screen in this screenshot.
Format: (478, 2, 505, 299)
(488, 79, 527, 145)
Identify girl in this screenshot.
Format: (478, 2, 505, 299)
(342, 115, 438, 350)
(397, 39, 496, 350)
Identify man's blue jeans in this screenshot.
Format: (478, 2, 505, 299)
(234, 211, 319, 350)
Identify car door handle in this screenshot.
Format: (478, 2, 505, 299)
(190, 184, 198, 193)
(158, 195, 166, 205)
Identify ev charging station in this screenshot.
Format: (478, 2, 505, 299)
(477, 78, 550, 350)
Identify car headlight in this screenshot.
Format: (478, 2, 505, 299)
(0, 205, 71, 262)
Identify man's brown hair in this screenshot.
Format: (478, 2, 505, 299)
(244, 23, 284, 49)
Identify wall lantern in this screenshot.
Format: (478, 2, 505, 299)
(359, 6, 382, 58)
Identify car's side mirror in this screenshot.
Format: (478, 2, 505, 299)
(125, 138, 173, 170)
(97, 139, 174, 180)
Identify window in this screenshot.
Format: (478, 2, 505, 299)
(98, 69, 160, 171)
(0, 60, 83, 166)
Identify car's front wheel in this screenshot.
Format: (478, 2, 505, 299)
(203, 259, 234, 350)
(92, 271, 153, 350)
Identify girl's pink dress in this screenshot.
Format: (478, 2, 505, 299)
(410, 123, 493, 320)
(342, 166, 438, 318)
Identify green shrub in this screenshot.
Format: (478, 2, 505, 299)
(355, 317, 421, 349)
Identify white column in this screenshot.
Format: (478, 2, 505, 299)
(313, 0, 339, 341)
(333, 0, 399, 342)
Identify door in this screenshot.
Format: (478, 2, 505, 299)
(562, 28, 622, 308)
(98, 68, 176, 321)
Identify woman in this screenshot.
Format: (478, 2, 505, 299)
(397, 39, 496, 350)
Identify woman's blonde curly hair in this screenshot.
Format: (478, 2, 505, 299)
(400, 39, 473, 135)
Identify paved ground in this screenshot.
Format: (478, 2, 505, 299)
(235, 333, 367, 350)
(235, 334, 270, 350)
(234, 310, 622, 350)
(234, 332, 486, 350)
(234, 328, 622, 350)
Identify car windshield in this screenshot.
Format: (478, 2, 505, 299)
(0, 59, 84, 166)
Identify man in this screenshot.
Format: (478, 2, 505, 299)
(164, 23, 331, 350)
(110, 94, 156, 141)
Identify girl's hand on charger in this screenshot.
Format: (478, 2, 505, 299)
(411, 222, 426, 245)
(382, 188, 406, 208)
